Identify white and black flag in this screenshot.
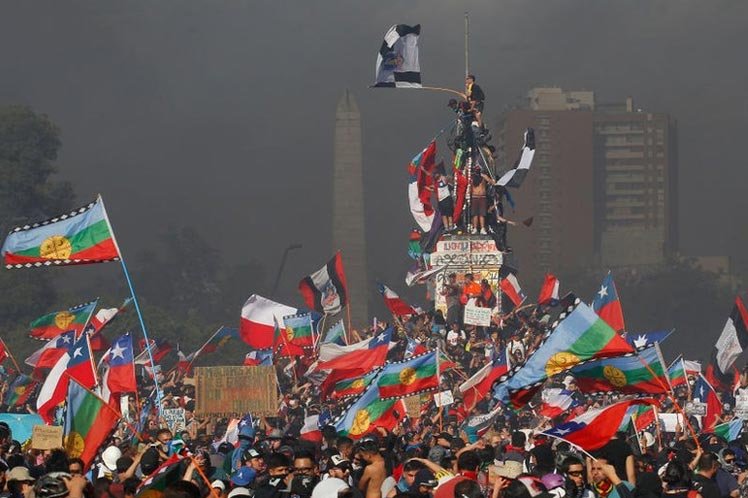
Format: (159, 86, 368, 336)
(374, 24, 422, 88)
(497, 128, 536, 188)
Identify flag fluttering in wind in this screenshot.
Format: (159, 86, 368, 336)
(331, 370, 380, 400)
(86, 298, 133, 351)
(626, 330, 673, 351)
(378, 283, 417, 317)
(407, 141, 437, 232)
(570, 345, 670, 395)
(377, 351, 439, 400)
(494, 302, 634, 408)
(707, 296, 748, 390)
(243, 349, 273, 366)
(64, 377, 121, 470)
(668, 356, 688, 390)
(459, 349, 509, 410)
(2, 196, 120, 268)
(136, 454, 187, 497)
(322, 320, 346, 346)
(29, 300, 98, 340)
(25, 331, 76, 372)
(497, 128, 535, 188)
(3, 374, 35, 408)
(100, 333, 136, 407)
(240, 294, 298, 350)
(317, 327, 393, 373)
(537, 274, 560, 306)
(335, 382, 405, 439)
(500, 273, 526, 311)
(592, 272, 626, 333)
(539, 399, 657, 452)
(538, 388, 578, 419)
(37, 334, 96, 423)
(693, 373, 722, 431)
(298, 252, 349, 315)
(713, 419, 743, 442)
(283, 313, 315, 350)
(373, 24, 421, 88)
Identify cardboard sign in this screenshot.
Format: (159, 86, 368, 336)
(463, 305, 492, 327)
(735, 394, 748, 420)
(404, 395, 422, 419)
(31, 425, 63, 450)
(195, 366, 277, 417)
(434, 390, 454, 407)
(658, 413, 685, 432)
(162, 408, 186, 434)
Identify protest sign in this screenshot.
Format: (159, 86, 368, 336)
(31, 425, 63, 450)
(195, 366, 277, 417)
(404, 395, 422, 419)
(735, 394, 748, 419)
(434, 390, 454, 407)
(162, 408, 186, 434)
(685, 401, 706, 416)
(659, 413, 685, 432)
(464, 304, 492, 327)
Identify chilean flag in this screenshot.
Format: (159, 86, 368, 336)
(25, 331, 76, 372)
(500, 274, 526, 309)
(592, 272, 625, 333)
(36, 334, 97, 423)
(459, 349, 508, 410)
(240, 294, 298, 349)
(540, 399, 657, 451)
(244, 349, 273, 366)
(537, 274, 560, 306)
(316, 327, 393, 372)
(538, 388, 577, 419)
(101, 333, 136, 406)
(377, 283, 417, 317)
(694, 373, 723, 431)
(299, 415, 323, 443)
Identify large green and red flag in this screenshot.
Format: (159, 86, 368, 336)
(331, 370, 380, 400)
(668, 355, 688, 390)
(29, 300, 98, 340)
(2, 196, 120, 269)
(334, 382, 405, 439)
(378, 351, 439, 400)
(570, 345, 670, 395)
(63, 376, 121, 470)
(495, 302, 635, 408)
(3, 374, 36, 407)
(283, 313, 314, 350)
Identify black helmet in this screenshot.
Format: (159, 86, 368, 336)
(34, 475, 69, 498)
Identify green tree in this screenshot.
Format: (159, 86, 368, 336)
(0, 106, 75, 358)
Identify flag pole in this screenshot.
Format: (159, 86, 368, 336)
(0, 338, 22, 374)
(464, 12, 470, 78)
(98, 195, 163, 417)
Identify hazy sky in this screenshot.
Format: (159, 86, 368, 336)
(1, 1, 747, 315)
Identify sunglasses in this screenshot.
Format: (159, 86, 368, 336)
(567, 471, 584, 477)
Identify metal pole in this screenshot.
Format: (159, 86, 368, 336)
(271, 243, 302, 298)
(465, 12, 470, 78)
(98, 196, 163, 418)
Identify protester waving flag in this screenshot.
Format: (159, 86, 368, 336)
(374, 24, 422, 88)
(2, 196, 120, 268)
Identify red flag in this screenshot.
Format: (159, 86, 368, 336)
(537, 274, 560, 305)
(500, 274, 526, 308)
(377, 283, 417, 317)
(459, 350, 509, 410)
(240, 295, 298, 349)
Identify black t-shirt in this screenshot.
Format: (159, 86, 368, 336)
(692, 474, 721, 498)
(599, 438, 633, 482)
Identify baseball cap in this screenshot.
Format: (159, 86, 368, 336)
(227, 487, 253, 498)
(410, 469, 438, 490)
(245, 448, 262, 459)
(7, 467, 35, 482)
(329, 455, 351, 470)
(210, 480, 225, 492)
(230, 467, 257, 487)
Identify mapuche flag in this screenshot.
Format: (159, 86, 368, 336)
(29, 300, 98, 340)
(331, 370, 380, 400)
(570, 345, 670, 395)
(298, 252, 348, 315)
(335, 382, 404, 439)
(283, 313, 315, 349)
(668, 356, 688, 390)
(377, 351, 439, 400)
(2, 196, 119, 269)
(64, 377, 120, 470)
(539, 399, 657, 452)
(495, 302, 634, 408)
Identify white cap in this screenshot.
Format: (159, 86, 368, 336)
(211, 480, 225, 491)
(227, 487, 251, 498)
(311, 478, 350, 498)
(101, 445, 122, 471)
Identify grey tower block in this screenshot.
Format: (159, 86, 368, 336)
(333, 90, 369, 328)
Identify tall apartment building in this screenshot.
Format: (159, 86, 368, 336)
(496, 88, 678, 279)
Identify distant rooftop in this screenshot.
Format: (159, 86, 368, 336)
(526, 87, 637, 113)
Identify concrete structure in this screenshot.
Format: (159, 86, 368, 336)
(332, 90, 369, 326)
(496, 88, 678, 281)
